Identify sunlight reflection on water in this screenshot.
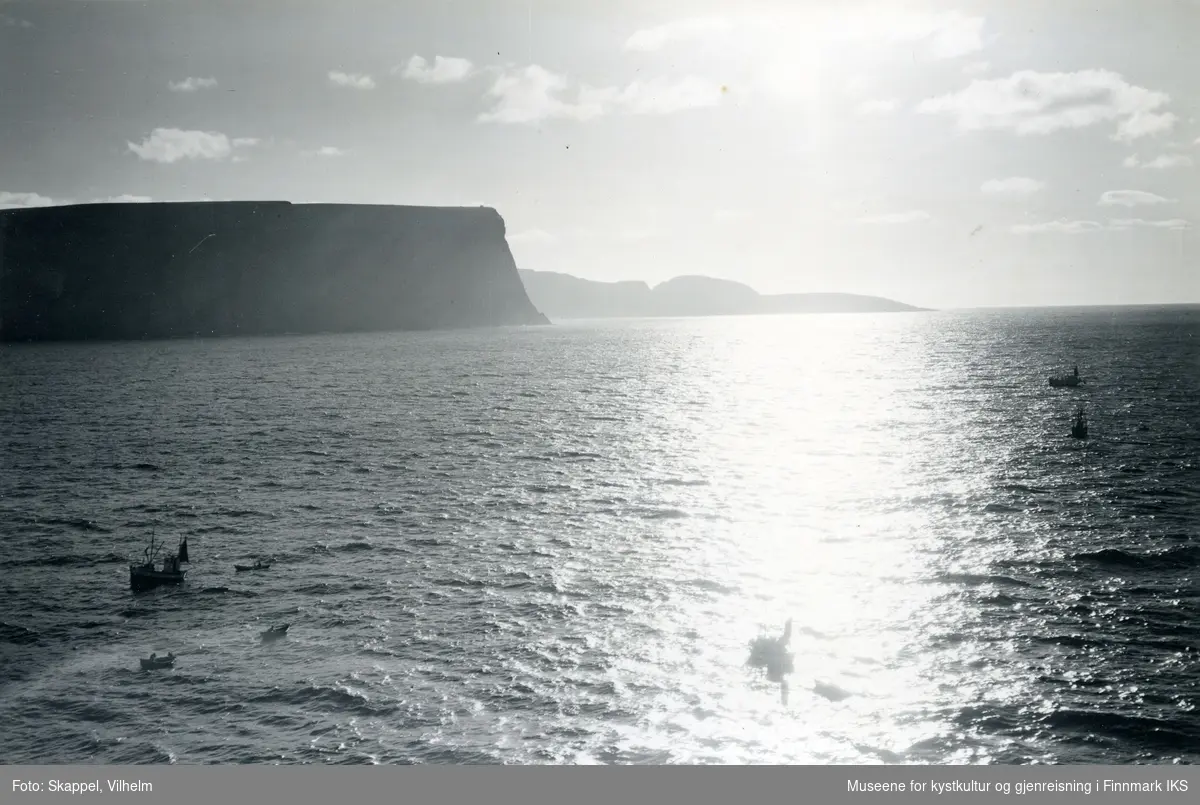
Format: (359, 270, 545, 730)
(1, 309, 1197, 764)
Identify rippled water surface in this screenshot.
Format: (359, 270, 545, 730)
(1, 307, 1197, 765)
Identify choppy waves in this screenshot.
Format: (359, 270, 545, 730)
(0, 308, 1197, 764)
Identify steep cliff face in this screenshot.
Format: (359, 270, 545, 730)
(0, 201, 549, 341)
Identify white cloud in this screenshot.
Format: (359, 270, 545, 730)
(168, 77, 217, 92)
(857, 210, 931, 224)
(963, 60, 990, 76)
(981, 177, 1046, 196)
(917, 69, 1175, 141)
(478, 65, 722, 124)
(1114, 110, 1177, 143)
(328, 71, 375, 90)
(508, 228, 556, 245)
(396, 55, 474, 84)
(580, 75, 724, 116)
(478, 66, 597, 124)
(0, 191, 153, 210)
(714, 209, 753, 223)
(0, 191, 60, 210)
(126, 128, 256, 163)
(1108, 218, 1190, 230)
(1098, 190, 1175, 206)
(307, 146, 348, 157)
(1011, 219, 1103, 235)
(623, 9, 983, 62)
(833, 9, 985, 60)
(624, 16, 730, 51)
(97, 194, 153, 203)
(231, 137, 260, 148)
(1123, 153, 1192, 169)
(857, 98, 899, 115)
(1, 13, 33, 28)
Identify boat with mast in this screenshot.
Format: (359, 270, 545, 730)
(1070, 405, 1089, 439)
(129, 532, 190, 592)
(1049, 365, 1083, 387)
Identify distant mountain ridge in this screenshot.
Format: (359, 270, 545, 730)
(518, 269, 927, 319)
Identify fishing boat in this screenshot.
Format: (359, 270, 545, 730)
(129, 533, 189, 593)
(748, 619, 795, 681)
(1070, 406, 1088, 439)
(260, 624, 289, 642)
(234, 560, 271, 572)
(1049, 365, 1082, 387)
(139, 652, 176, 670)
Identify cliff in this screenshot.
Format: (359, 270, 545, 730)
(519, 269, 927, 319)
(0, 201, 549, 342)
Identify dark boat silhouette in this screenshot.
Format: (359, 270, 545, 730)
(260, 624, 289, 642)
(235, 560, 271, 572)
(748, 619, 795, 681)
(1070, 406, 1089, 439)
(139, 652, 175, 670)
(129, 534, 189, 593)
(1049, 365, 1082, 387)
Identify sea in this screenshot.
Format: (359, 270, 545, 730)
(0, 307, 1196, 765)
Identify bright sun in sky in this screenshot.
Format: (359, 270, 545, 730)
(1, 0, 1197, 309)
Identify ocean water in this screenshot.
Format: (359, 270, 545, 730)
(0, 307, 1196, 765)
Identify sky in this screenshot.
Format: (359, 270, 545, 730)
(1, 0, 1198, 309)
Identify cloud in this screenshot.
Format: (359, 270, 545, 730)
(0, 191, 59, 210)
(328, 71, 375, 90)
(713, 209, 753, 223)
(478, 66, 598, 124)
(917, 69, 1175, 141)
(1108, 218, 1190, 230)
(168, 77, 217, 92)
(857, 210, 931, 224)
(580, 75, 725, 116)
(396, 55, 474, 84)
(1, 12, 33, 28)
(478, 65, 722, 124)
(1122, 153, 1192, 169)
(0, 191, 153, 210)
(507, 228, 556, 245)
(1114, 110, 1177, 143)
(231, 137, 260, 148)
(963, 60, 990, 76)
(623, 9, 983, 62)
(97, 194, 153, 203)
(624, 16, 731, 51)
(1098, 190, 1175, 206)
(306, 146, 348, 157)
(834, 9, 986, 60)
(126, 128, 256, 163)
(857, 98, 899, 115)
(981, 177, 1046, 196)
(1011, 219, 1103, 234)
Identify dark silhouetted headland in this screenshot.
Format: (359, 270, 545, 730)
(519, 269, 927, 319)
(0, 201, 549, 342)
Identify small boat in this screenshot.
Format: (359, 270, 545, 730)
(748, 619, 795, 682)
(260, 624, 289, 642)
(1049, 365, 1082, 387)
(1070, 406, 1089, 439)
(129, 534, 189, 593)
(139, 652, 176, 670)
(235, 561, 271, 572)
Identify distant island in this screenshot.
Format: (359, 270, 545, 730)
(0, 201, 549, 342)
(519, 269, 927, 319)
